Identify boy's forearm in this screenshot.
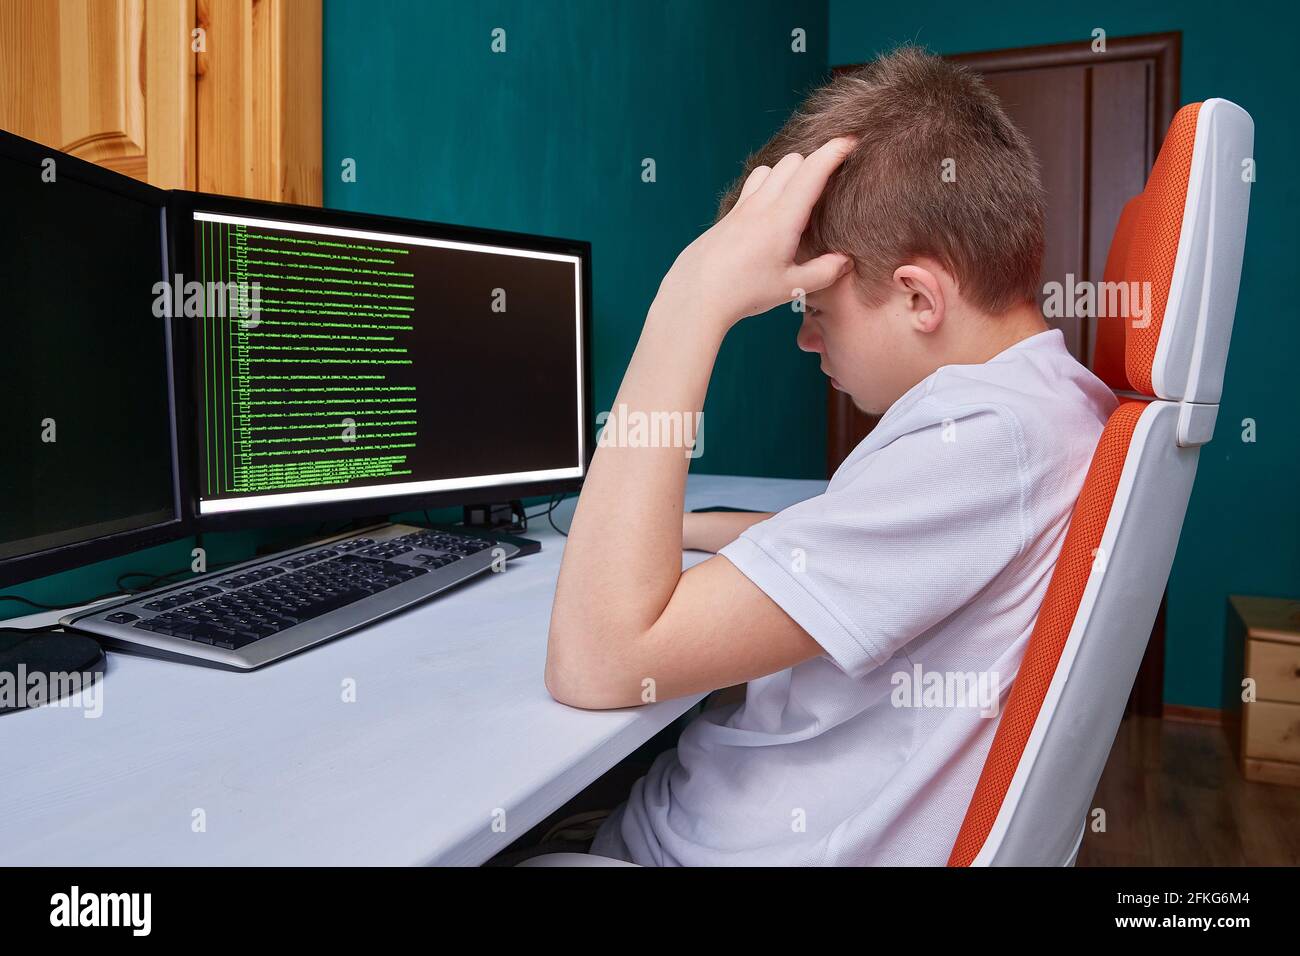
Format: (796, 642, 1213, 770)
(547, 293, 727, 680)
(683, 511, 773, 552)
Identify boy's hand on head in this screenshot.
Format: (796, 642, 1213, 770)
(657, 137, 856, 333)
(549, 148, 851, 710)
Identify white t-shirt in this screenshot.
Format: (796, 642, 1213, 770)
(590, 329, 1116, 866)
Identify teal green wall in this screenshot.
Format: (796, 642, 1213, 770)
(322, 0, 830, 478)
(831, 1, 1300, 709)
(4, 0, 831, 619)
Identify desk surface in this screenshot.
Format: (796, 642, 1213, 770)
(0, 474, 823, 865)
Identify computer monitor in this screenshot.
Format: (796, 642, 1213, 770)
(0, 131, 189, 588)
(167, 194, 592, 529)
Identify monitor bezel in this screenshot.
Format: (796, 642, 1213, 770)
(167, 190, 594, 533)
(0, 130, 193, 590)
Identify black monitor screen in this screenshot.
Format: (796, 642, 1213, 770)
(0, 152, 178, 567)
(189, 210, 586, 517)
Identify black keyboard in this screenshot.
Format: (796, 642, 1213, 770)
(64, 525, 521, 669)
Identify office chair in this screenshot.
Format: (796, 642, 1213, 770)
(950, 97, 1254, 866)
(522, 98, 1254, 868)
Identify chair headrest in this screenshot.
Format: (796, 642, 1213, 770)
(1090, 195, 1141, 391)
(1120, 99, 1253, 402)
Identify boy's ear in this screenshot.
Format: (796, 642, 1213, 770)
(893, 264, 945, 333)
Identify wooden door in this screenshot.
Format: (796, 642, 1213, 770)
(0, 0, 321, 203)
(827, 34, 1179, 474)
(952, 34, 1180, 366)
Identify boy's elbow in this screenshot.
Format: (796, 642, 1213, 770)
(544, 666, 627, 710)
(544, 626, 641, 710)
(542, 651, 587, 708)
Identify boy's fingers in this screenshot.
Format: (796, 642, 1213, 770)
(791, 253, 853, 294)
(756, 151, 805, 200)
(780, 137, 856, 224)
(736, 165, 773, 205)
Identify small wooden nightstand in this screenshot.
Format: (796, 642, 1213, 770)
(1232, 595, 1300, 787)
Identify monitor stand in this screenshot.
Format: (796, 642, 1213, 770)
(463, 499, 527, 532)
(0, 630, 105, 713)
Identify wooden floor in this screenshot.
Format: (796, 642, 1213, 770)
(1077, 715, 1300, 866)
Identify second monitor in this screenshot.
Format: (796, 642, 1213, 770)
(176, 197, 590, 525)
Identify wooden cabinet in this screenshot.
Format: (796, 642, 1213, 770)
(0, 0, 320, 203)
(195, 0, 322, 203)
(1233, 595, 1300, 787)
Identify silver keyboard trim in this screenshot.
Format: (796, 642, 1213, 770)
(60, 523, 522, 670)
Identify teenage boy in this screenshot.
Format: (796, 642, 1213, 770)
(545, 47, 1116, 866)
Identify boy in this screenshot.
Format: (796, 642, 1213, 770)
(544, 47, 1116, 865)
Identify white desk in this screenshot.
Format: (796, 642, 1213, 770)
(0, 474, 823, 866)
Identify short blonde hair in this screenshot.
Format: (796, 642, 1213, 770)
(718, 46, 1045, 315)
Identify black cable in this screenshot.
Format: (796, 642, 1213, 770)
(3, 549, 246, 619)
(524, 495, 561, 521)
(116, 570, 175, 592)
(0, 591, 123, 613)
(118, 568, 187, 592)
(3, 571, 197, 616)
(115, 557, 242, 595)
(1, 622, 63, 636)
(547, 493, 571, 537)
(516, 492, 574, 536)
